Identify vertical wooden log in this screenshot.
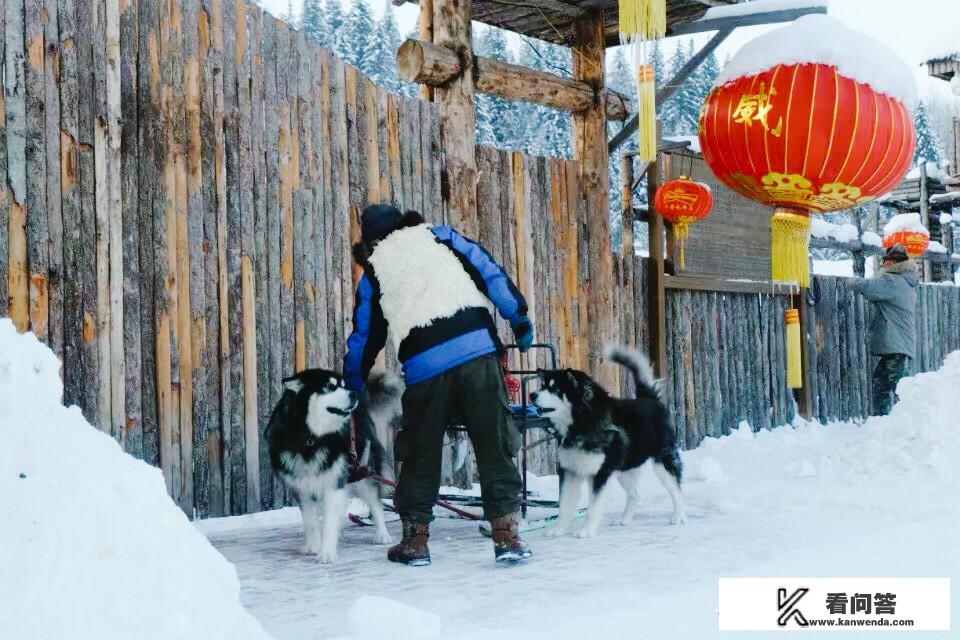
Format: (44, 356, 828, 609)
(646, 159, 666, 379)
(432, 0, 477, 238)
(0, 0, 7, 320)
(25, 0, 47, 342)
(6, 0, 28, 333)
(572, 9, 615, 390)
(135, 0, 159, 468)
(120, 0, 141, 455)
(418, 0, 433, 102)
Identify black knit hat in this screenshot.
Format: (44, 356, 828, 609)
(360, 204, 403, 245)
(883, 243, 909, 263)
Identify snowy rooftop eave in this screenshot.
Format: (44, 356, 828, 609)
(714, 14, 918, 109)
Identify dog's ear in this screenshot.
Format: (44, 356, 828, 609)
(582, 381, 594, 404)
(565, 369, 578, 386)
(281, 374, 304, 394)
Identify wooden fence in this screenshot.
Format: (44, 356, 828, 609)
(3, 0, 959, 515)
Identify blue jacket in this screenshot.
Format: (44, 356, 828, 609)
(344, 223, 527, 391)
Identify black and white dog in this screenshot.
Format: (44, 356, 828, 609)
(531, 346, 687, 538)
(266, 369, 401, 562)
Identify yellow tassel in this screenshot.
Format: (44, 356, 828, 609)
(636, 63, 656, 162)
(770, 208, 811, 287)
(673, 221, 689, 269)
(619, 0, 666, 41)
(785, 309, 802, 389)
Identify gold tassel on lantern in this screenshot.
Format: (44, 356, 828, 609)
(785, 309, 802, 389)
(636, 62, 657, 162)
(673, 220, 690, 269)
(619, 0, 666, 41)
(770, 207, 811, 287)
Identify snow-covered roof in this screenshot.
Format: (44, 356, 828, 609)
(697, 0, 828, 21)
(940, 213, 954, 225)
(810, 218, 858, 243)
(663, 135, 701, 154)
(920, 32, 960, 63)
(714, 14, 918, 109)
(883, 212, 929, 237)
(906, 162, 948, 180)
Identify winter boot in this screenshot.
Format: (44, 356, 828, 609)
(490, 513, 533, 563)
(387, 517, 431, 566)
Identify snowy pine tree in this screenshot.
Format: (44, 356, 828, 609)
(369, 1, 404, 93)
(474, 26, 514, 147)
(342, 0, 377, 73)
(690, 49, 719, 109)
(514, 39, 571, 157)
(324, 0, 347, 57)
(607, 46, 638, 246)
(649, 40, 667, 91)
(301, 0, 326, 46)
(282, 0, 298, 28)
(913, 100, 947, 168)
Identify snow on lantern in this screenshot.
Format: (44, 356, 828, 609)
(883, 213, 930, 258)
(698, 15, 917, 287)
(654, 176, 713, 269)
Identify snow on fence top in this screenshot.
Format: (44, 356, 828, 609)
(714, 14, 918, 109)
(883, 212, 929, 237)
(698, 0, 829, 21)
(921, 31, 959, 62)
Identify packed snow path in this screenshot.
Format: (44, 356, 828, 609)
(201, 356, 960, 640)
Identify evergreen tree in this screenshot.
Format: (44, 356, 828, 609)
(301, 0, 326, 46)
(515, 39, 571, 157)
(324, 0, 347, 56)
(369, 1, 404, 92)
(690, 49, 720, 107)
(342, 1, 377, 72)
(607, 46, 637, 243)
(913, 100, 947, 168)
(649, 40, 667, 91)
(659, 40, 701, 136)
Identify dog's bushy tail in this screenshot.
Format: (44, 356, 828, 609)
(356, 371, 403, 479)
(604, 345, 664, 402)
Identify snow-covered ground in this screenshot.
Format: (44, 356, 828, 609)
(199, 353, 960, 640)
(0, 320, 271, 640)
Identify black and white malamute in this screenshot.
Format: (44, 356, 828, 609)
(531, 346, 686, 538)
(266, 369, 402, 563)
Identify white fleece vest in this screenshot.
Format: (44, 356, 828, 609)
(367, 225, 492, 346)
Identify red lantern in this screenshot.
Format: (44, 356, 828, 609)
(654, 176, 713, 268)
(699, 62, 916, 286)
(883, 231, 929, 258)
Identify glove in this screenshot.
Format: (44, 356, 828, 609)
(511, 316, 534, 353)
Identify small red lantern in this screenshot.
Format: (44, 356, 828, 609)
(883, 231, 929, 258)
(654, 176, 714, 268)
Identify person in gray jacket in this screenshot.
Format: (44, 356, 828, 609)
(848, 243, 919, 416)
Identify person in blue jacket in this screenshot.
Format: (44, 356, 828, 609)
(345, 204, 534, 565)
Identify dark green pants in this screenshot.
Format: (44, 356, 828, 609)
(394, 355, 522, 523)
(871, 354, 909, 416)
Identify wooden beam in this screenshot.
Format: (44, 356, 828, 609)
(573, 9, 617, 390)
(609, 28, 732, 153)
(669, 5, 827, 36)
(809, 236, 960, 264)
(646, 157, 667, 379)
(482, 0, 585, 19)
(433, 0, 478, 237)
(665, 275, 798, 296)
(397, 39, 628, 120)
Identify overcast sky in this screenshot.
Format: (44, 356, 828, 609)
(260, 0, 959, 101)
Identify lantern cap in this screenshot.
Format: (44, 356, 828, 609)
(715, 14, 918, 109)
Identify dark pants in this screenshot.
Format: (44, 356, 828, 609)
(871, 354, 909, 416)
(394, 355, 522, 523)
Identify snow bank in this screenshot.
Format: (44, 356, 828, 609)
(698, 0, 828, 21)
(715, 14, 918, 109)
(883, 212, 929, 237)
(0, 319, 271, 640)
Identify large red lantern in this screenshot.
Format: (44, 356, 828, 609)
(654, 176, 713, 268)
(698, 15, 917, 287)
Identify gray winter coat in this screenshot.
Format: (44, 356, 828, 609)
(848, 260, 919, 358)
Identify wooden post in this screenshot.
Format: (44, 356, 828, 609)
(647, 150, 667, 379)
(919, 162, 931, 282)
(852, 208, 865, 277)
(432, 0, 477, 237)
(795, 290, 813, 419)
(573, 9, 616, 390)
(419, 0, 434, 102)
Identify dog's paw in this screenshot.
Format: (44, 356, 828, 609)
(372, 531, 394, 545)
(317, 547, 339, 564)
(545, 526, 568, 538)
(302, 541, 323, 556)
(670, 511, 688, 526)
(575, 528, 597, 539)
